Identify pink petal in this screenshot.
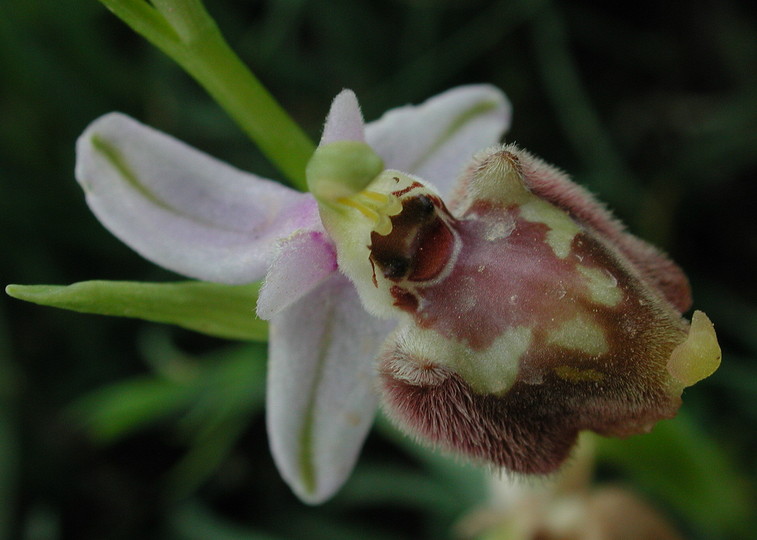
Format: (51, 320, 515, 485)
(256, 230, 338, 319)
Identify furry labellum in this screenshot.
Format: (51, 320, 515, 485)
(317, 144, 721, 474)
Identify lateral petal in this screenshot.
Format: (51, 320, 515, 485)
(256, 230, 338, 319)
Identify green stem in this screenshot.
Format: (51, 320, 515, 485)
(98, 0, 314, 190)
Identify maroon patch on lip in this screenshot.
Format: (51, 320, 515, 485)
(390, 286, 418, 313)
(379, 356, 680, 474)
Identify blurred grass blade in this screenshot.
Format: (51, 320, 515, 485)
(167, 414, 251, 499)
(6, 280, 267, 341)
(0, 412, 15, 540)
(595, 413, 753, 537)
(69, 376, 197, 443)
(68, 342, 268, 495)
(373, 414, 487, 508)
(530, 2, 639, 212)
(0, 306, 18, 540)
(337, 463, 470, 514)
(171, 501, 285, 540)
(167, 346, 268, 498)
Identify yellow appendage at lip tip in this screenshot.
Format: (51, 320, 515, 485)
(667, 310, 722, 387)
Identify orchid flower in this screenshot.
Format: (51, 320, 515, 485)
(62, 82, 720, 505)
(73, 85, 512, 503)
(2, 0, 725, 519)
(303, 93, 719, 496)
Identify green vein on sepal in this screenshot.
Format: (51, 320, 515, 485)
(5, 280, 267, 341)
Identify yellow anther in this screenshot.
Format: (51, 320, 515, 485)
(335, 189, 401, 235)
(360, 191, 389, 203)
(357, 191, 402, 215)
(336, 196, 381, 221)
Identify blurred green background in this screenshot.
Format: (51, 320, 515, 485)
(1, 0, 756, 538)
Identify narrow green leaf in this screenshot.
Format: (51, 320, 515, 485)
(6, 280, 267, 341)
(97, 0, 180, 53)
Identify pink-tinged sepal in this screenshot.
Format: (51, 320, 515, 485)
(375, 146, 720, 474)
